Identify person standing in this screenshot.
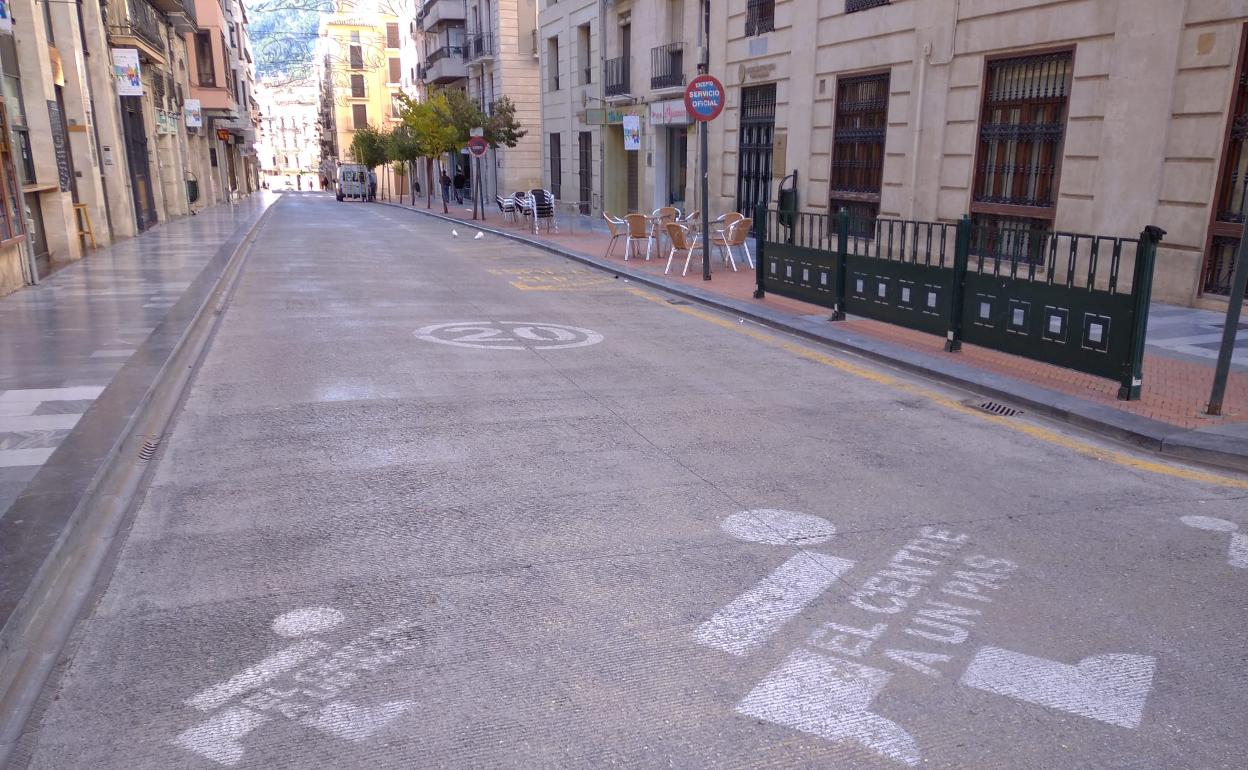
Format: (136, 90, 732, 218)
(440, 170, 452, 204)
(452, 169, 465, 205)
(367, 169, 377, 202)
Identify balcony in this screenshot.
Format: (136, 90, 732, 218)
(464, 33, 492, 63)
(604, 56, 630, 97)
(419, 0, 466, 31)
(151, 0, 196, 33)
(423, 46, 467, 84)
(650, 43, 685, 91)
(109, 0, 167, 63)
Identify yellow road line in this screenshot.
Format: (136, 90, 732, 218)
(627, 286, 1248, 490)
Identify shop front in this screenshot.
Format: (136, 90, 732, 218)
(649, 99, 691, 211)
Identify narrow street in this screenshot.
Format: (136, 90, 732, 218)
(13, 193, 1247, 769)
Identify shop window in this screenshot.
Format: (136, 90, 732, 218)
(0, 99, 25, 244)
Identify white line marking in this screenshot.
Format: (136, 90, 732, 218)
(721, 509, 837, 545)
(694, 552, 855, 656)
(272, 607, 345, 637)
(186, 640, 328, 712)
(1230, 533, 1248, 568)
(174, 707, 271, 766)
(0, 448, 56, 468)
(960, 646, 1155, 728)
(1180, 515, 1247, 568)
(736, 648, 920, 766)
(300, 699, 414, 741)
(0, 414, 81, 432)
(0, 386, 105, 402)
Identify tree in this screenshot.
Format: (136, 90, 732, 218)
(397, 92, 458, 213)
(386, 124, 422, 203)
(349, 124, 389, 170)
(427, 90, 527, 219)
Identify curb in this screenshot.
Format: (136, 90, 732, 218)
(382, 201, 1248, 474)
(0, 200, 278, 766)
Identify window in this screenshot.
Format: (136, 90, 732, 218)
(388, 57, 401, 84)
(830, 72, 889, 228)
(391, 93, 403, 119)
(549, 133, 562, 199)
(351, 31, 361, 43)
(846, 0, 890, 12)
(547, 37, 560, 91)
(350, 74, 365, 98)
(386, 23, 400, 49)
(1205, 25, 1248, 296)
(971, 51, 1072, 258)
(228, 23, 237, 49)
(349, 44, 363, 70)
(746, 0, 774, 37)
(352, 104, 368, 129)
(0, 98, 26, 245)
(195, 32, 216, 86)
(577, 24, 592, 85)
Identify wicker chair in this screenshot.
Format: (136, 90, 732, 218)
(665, 222, 704, 276)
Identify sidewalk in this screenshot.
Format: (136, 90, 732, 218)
(0, 192, 275, 629)
(388, 199, 1248, 468)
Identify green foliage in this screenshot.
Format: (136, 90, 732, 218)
(349, 124, 389, 169)
(484, 97, 526, 149)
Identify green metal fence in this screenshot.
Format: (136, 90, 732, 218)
(754, 206, 1165, 400)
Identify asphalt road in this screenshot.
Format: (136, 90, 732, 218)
(15, 193, 1248, 769)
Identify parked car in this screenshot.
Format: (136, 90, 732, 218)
(336, 164, 368, 202)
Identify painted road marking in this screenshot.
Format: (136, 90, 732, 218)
(736, 648, 920, 767)
(625, 286, 1248, 490)
(1179, 515, 1248, 568)
(695, 552, 856, 656)
(961, 647, 1156, 728)
(488, 267, 610, 292)
(414, 321, 604, 351)
(721, 509, 837, 545)
(696, 515, 1157, 765)
(173, 608, 421, 766)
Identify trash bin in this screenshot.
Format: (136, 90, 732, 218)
(777, 171, 798, 230)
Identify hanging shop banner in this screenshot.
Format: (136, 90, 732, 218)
(185, 99, 202, 128)
(112, 48, 142, 96)
(623, 114, 641, 151)
(0, 0, 12, 35)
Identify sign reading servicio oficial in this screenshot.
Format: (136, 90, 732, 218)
(684, 74, 725, 122)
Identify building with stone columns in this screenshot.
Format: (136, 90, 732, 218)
(701, 0, 1248, 307)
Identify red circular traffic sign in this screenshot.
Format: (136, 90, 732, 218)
(685, 74, 726, 122)
(468, 136, 489, 158)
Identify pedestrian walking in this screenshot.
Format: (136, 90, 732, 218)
(440, 171, 452, 204)
(368, 169, 377, 202)
(453, 170, 465, 204)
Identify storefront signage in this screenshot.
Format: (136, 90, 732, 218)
(584, 107, 646, 126)
(622, 115, 641, 151)
(185, 99, 202, 128)
(649, 99, 691, 126)
(217, 128, 231, 141)
(685, 74, 726, 122)
(46, 101, 71, 192)
(0, 0, 12, 35)
(112, 48, 142, 96)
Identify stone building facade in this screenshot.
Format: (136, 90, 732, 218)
(538, 0, 601, 215)
(703, 0, 1248, 307)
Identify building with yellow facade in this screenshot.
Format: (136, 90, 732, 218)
(318, 1, 406, 199)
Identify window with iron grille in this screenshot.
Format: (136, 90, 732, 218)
(736, 84, 777, 221)
(1205, 31, 1248, 297)
(746, 0, 774, 38)
(971, 50, 1072, 257)
(829, 71, 889, 227)
(846, 0, 890, 13)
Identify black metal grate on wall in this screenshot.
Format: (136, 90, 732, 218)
(737, 84, 777, 223)
(830, 72, 889, 226)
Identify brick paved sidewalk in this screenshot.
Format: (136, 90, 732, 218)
(396, 201, 1248, 431)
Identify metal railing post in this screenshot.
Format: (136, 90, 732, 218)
(1208, 228, 1248, 413)
(945, 215, 972, 352)
(1119, 225, 1165, 401)
(831, 207, 848, 321)
(754, 204, 766, 299)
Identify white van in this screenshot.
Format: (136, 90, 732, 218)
(336, 164, 368, 202)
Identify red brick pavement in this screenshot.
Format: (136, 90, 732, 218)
(406, 203, 1248, 430)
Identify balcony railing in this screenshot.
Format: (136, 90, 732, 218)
(111, 0, 166, 54)
(464, 33, 492, 62)
(426, 44, 465, 66)
(604, 56, 630, 97)
(650, 43, 684, 90)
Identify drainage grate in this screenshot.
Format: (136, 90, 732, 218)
(137, 436, 162, 463)
(975, 401, 1022, 417)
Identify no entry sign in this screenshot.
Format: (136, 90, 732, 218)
(468, 136, 489, 158)
(685, 74, 726, 122)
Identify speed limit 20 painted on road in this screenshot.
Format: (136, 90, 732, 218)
(685, 75, 726, 122)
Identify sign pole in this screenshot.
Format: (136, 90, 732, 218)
(1207, 228, 1248, 415)
(700, 0, 711, 281)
